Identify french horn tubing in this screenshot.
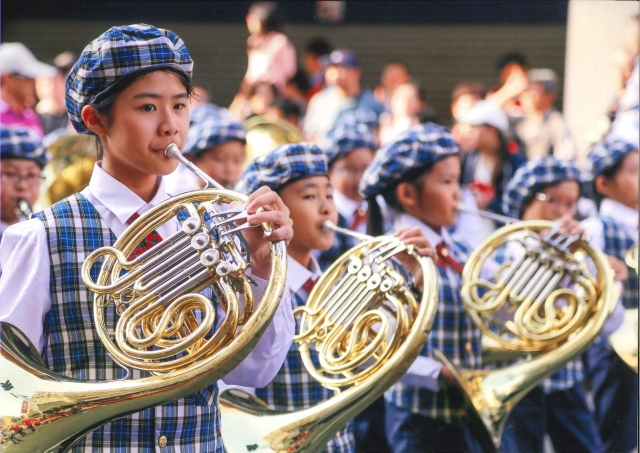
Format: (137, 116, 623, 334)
(608, 243, 638, 373)
(220, 220, 439, 453)
(0, 143, 287, 452)
(433, 219, 616, 453)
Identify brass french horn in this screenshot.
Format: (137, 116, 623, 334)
(243, 115, 304, 165)
(0, 143, 287, 452)
(220, 220, 438, 453)
(434, 219, 615, 453)
(608, 244, 638, 373)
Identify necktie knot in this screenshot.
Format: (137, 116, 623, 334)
(125, 212, 163, 259)
(349, 206, 368, 231)
(303, 277, 318, 293)
(436, 242, 464, 274)
(127, 212, 141, 225)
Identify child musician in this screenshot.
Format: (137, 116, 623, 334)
(0, 24, 294, 452)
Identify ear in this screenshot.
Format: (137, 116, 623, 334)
(81, 105, 107, 135)
(396, 182, 419, 212)
(594, 174, 611, 197)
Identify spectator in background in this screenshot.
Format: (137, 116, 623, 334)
(450, 81, 486, 154)
(303, 37, 332, 101)
(486, 51, 529, 120)
(374, 61, 411, 112)
(0, 43, 57, 137)
(516, 68, 577, 161)
(282, 70, 310, 114)
(459, 101, 527, 237)
(232, 81, 278, 120)
(304, 49, 384, 144)
(265, 97, 304, 131)
(36, 51, 75, 136)
(379, 82, 424, 145)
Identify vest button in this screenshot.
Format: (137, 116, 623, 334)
(158, 435, 167, 448)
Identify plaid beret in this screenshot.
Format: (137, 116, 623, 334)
(0, 125, 50, 167)
(66, 23, 193, 134)
(584, 139, 638, 181)
(184, 112, 246, 158)
(333, 109, 380, 132)
(325, 123, 377, 166)
(359, 123, 459, 198)
(502, 156, 581, 218)
(189, 103, 229, 126)
(235, 143, 328, 194)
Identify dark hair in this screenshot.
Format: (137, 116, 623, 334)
(248, 2, 283, 35)
(270, 97, 302, 119)
(495, 52, 529, 73)
(367, 164, 436, 236)
(287, 70, 311, 94)
(383, 60, 410, 75)
(91, 69, 194, 158)
(305, 37, 332, 57)
(249, 81, 278, 99)
(591, 156, 627, 206)
(451, 81, 487, 104)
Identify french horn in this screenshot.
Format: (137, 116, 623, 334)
(608, 244, 638, 373)
(243, 115, 304, 165)
(0, 143, 287, 452)
(434, 219, 615, 453)
(220, 220, 438, 453)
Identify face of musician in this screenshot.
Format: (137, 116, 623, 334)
(396, 155, 462, 232)
(522, 180, 580, 222)
(189, 140, 246, 189)
(81, 70, 190, 200)
(278, 175, 338, 267)
(329, 147, 374, 202)
(595, 150, 639, 210)
(0, 158, 41, 225)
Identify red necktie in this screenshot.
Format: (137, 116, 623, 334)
(126, 212, 163, 259)
(349, 207, 368, 231)
(436, 242, 464, 274)
(303, 277, 318, 293)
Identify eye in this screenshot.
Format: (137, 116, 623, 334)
(141, 104, 156, 112)
(174, 103, 187, 110)
(303, 193, 316, 200)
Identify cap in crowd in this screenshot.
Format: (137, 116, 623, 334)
(235, 143, 328, 194)
(325, 123, 377, 166)
(184, 113, 246, 158)
(0, 43, 57, 79)
(0, 125, 51, 168)
(461, 100, 509, 133)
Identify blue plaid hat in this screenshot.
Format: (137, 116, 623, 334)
(359, 123, 459, 198)
(333, 109, 380, 131)
(189, 103, 229, 126)
(584, 139, 638, 181)
(0, 125, 50, 167)
(325, 123, 377, 166)
(184, 113, 246, 158)
(66, 24, 193, 134)
(502, 156, 581, 218)
(235, 143, 328, 194)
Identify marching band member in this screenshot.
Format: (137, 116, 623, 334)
(581, 133, 639, 453)
(0, 24, 294, 452)
(498, 156, 605, 453)
(235, 142, 432, 453)
(360, 123, 485, 453)
(0, 125, 50, 240)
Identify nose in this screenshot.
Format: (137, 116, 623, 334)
(159, 108, 180, 137)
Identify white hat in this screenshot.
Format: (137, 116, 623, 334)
(0, 43, 57, 79)
(461, 100, 509, 133)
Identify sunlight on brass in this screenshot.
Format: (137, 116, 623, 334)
(220, 220, 439, 453)
(243, 115, 304, 165)
(434, 220, 615, 453)
(0, 143, 287, 452)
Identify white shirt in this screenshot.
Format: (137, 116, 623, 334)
(164, 161, 201, 196)
(332, 190, 368, 235)
(581, 199, 639, 252)
(0, 162, 294, 387)
(454, 187, 496, 248)
(392, 213, 499, 392)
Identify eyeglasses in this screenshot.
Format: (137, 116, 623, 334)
(0, 171, 45, 185)
(534, 192, 577, 211)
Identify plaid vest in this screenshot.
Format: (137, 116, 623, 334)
(255, 288, 356, 453)
(33, 193, 222, 453)
(600, 216, 638, 309)
(385, 239, 483, 422)
(490, 243, 584, 394)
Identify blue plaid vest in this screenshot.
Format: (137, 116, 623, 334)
(385, 239, 483, 422)
(600, 216, 638, 309)
(491, 243, 584, 394)
(255, 288, 356, 453)
(33, 193, 222, 453)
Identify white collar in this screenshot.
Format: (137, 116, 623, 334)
(392, 212, 454, 249)
(287, 254, 322, 293)
(332, 190, 365, 219)
(87, 162, 170, 223)
(600, 199, 638, 230)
